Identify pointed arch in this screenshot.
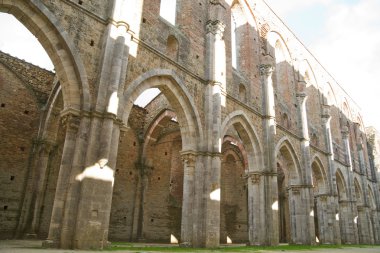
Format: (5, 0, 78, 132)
(310, 155, 328, 194)
(299, 59, 318, 88)
(266, 31, 293, 64)
(336, 168, 348, 201)
(275, 137, 302, 185)
(342, 99, 352, 121)
(141, 109, 178, 164)
(221, 110, 263, 173)
(121, 69, 202, 151)
(0, 1, 91, 110)
(223, 136, 248, 170)
(367, 185, 376, 210)
(323, 82, 337, 106)
(354, 177, 364, 205)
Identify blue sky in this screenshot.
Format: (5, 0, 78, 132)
(0, 0, 379, 130)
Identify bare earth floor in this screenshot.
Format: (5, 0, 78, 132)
(1, 240, 380, 253)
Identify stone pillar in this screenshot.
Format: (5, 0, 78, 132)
(259, 58, 278, 245)
(321, 106, 335, 194)
(246, 172, 264, 245)
(371, 209, 380, 244)
(180, 151, 196, 246)
(321, 106, 341, 243)
(356, 142, 375, 244)
(133, 162, 153, 241)
(44, 112, 82, 248)
(16, 139, 55, 238)
(340, 127, 359, 244)
(357, 206, 374, 244)
(29, 141, 55, 236)
(198, 1, 227, 247)
(296, 92, 315, 244)
(314, 195, 335, 244)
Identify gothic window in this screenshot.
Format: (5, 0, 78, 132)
(231, 2, 247, 70)
(238, 84, 246, 103)
(166, 35, 179, 60)
(160, 0, 176, 25)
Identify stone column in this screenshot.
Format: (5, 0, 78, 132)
(340, 127, 359, 244)
(133, 162, 153, 241)
(321, 106, 341, 243)
(44, 112, 82, 248)
(29, 140, 55, 236)
(16, 139, 55, 238)
(259, 58, 278, 245)
(246, 172, 264, 245)
(356, 143, 375, 244)
(199, 1, 227, 247)
(357, 205, 374, 244)
(180, 151, 196, 246)
(371, 209, 380, 243)
(296, 92, 315, 244)
(314, 195, 335, 244)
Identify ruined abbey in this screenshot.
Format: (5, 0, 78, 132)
(1, 0, 380, 250)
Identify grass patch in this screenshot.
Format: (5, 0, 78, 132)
(105, 242, 375, 252)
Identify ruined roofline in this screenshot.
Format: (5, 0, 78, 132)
(0, 50, 54, 75)
(260, 0, 361, 111)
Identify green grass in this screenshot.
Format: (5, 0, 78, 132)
(104, 242, 374, 252)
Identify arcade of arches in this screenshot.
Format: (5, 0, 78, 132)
(1, 0, 380, 250)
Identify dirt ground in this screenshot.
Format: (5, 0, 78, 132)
(1, 240, 380, 253)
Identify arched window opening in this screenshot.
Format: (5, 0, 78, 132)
(231, 2, 247, 70)
(160, 0, 176, 25)
(238, 84, 246, 103)
(281, 113, 290, 129)
(166, 35, 179, 61)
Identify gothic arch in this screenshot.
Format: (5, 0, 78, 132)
(121, 69, 203, 151)
(311, 156, 328, 194)
(299, 59, 318, 88)
(354, 177, 364, 205)
(336, 168, 348, 201)
(368, 185, 376, 210)
(342, 100, 352, 121)
(275, 137, 302, 185)
(221, 111, 263, 173)
(323, 82, 337, 106)
(266, 31, 293, 64)
(142, 109, 178, 165)
(223, 136, 248, 170)
(0, 0, 90, 110)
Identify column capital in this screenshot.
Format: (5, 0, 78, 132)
(209, 0, 225, 7)
(245, 172, 261, 184)
(60, 111, 81, 131)
(296, 92, 307, 101)
(341, 126, 349, 139)
(259, 64, 274, 76)
(180, 151, 197, 167)
(206, 20, 225, 36)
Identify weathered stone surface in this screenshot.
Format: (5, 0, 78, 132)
(0, 0, 379, 249)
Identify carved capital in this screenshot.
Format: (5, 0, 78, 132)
(296, 92, 307, 104)
(259, 64, 274, 76)
(341, 126, 349, 139)
(180, 151, 196, 167)
(60, 113, 81, 131)
(246, 172, 261, 184)
(206, 20, 225, 36)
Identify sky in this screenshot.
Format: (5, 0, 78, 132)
(265, 0, 380, 130)
(0, 0, 379, 129)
